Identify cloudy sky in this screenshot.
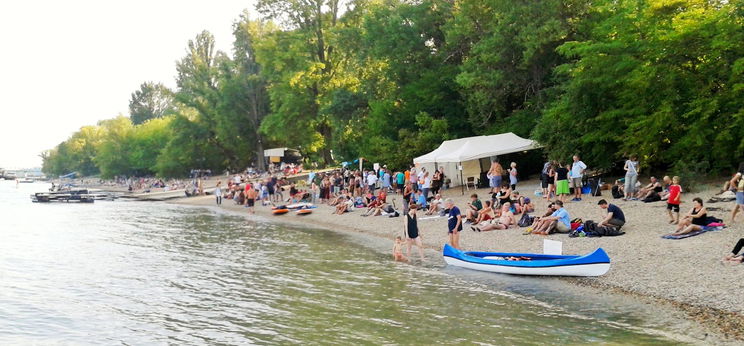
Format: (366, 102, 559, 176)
(0, 0, 256, 169)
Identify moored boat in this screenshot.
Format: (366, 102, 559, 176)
(442, 244, 610, 277)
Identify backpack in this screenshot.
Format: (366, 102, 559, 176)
(517, 213, 535, 227)
(611, 186, 623, 199)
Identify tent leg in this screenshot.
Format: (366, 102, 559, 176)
(460, 162, 464, 195)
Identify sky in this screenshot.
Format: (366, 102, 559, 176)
(0, 0, 257, 169)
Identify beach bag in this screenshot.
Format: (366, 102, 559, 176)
(517, 214, 535, 227)
(611, 186, 623, 199)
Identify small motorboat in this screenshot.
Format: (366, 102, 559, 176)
(296, 209, 313, 215)
(18, 178, 34, 183)
(273, 209, 289, 215)
(442, 244, 610, 277)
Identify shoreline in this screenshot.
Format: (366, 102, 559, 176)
(163, 180, 744, 343)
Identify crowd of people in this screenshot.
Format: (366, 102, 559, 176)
(200, 156, 744, 266)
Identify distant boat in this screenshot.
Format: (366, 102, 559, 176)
(442, 244, 611, 277)
(18, 178, 34, 183)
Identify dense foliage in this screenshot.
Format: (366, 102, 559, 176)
(43, 0, 743, 178)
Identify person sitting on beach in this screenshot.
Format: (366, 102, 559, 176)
(531, 200, 571, 235)
(512, 192, 534, 215)
(472, 202, 515, 232)
(392, 236, 408, 262)
(465, 194, 483, 223)
(425, 194, 444, 215)
(598, 199, 625, 229)
(636, 177, 660, 199)
(333, 196, 351, 214)
(723, 238, 744, 264)
(414, 189, 427, 209)
(473, 200, 495, 224)
(723, 172, 742, 194)
(660, 176, 672, 200)
(668, 197, 708, 236)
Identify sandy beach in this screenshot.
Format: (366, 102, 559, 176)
(167, 178, 744, 341)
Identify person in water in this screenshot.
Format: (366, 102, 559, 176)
(392, 236, 408, 262)
(403, 204, 425, 262)
(669, 197, 708, 236)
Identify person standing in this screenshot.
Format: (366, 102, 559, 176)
(396, 170, 406, 194)
(667, 176, 682, 224)
(730, 172, 744, 223)
(246, 186, 258, 214)
(404, 204, 425, 262)
(366, 170, 378, 194)
(445, 198, 462, 249)
(541, 160, 551, 198)
(421, 172, 431, 199)
(431, 168, 443, 196)
(624, 155, 639, 201)
(598, 199, 625, 228)
(214, 181, 223, 205)
(487, 161, 504, 194)
(554, 162, 570, 203)
(508, 162, 518, 190)
(571, 155, 587, 201)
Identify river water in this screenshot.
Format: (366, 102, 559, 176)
(0, 181, 704, 344)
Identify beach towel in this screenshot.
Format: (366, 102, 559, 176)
(662, 225, 725, 239)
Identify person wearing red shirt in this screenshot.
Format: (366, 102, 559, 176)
(667, 176, 682, 224)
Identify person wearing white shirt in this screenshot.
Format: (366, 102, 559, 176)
(367, 172, 378, 193)
(571, 155, 587, 201)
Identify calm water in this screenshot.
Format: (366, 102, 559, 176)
(0, 181, 700, 344)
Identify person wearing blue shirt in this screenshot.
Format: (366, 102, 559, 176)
(415, 190, 427, 208)
(445, 198, 462, 249)
(532, 200, 571, 235)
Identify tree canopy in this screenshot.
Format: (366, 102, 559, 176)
(43, 0, 744, 178)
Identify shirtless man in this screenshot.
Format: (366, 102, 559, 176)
(472, 202, 515, 231)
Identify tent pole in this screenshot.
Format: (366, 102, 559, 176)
(460, 161, 464, 195)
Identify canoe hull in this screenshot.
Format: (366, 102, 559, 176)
(443, 244, 610, 277)
(443, 256, 610, 276)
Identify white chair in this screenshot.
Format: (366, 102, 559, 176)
(466, 177, 476, 190)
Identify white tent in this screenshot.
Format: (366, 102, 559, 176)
(264, 148, 289, 157)
(413, 133, 540, 189)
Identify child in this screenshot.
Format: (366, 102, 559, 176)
(508, 162, 518, 190)
(666, 176, 682, 224)
(392, 236, 408, 262)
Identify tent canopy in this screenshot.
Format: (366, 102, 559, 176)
(414, 133, 539, 164)
(264, 148, 288, 157)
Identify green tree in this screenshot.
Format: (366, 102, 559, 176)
(128, 82, 175, 125)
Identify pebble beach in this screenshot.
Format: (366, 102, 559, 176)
(170, 179, 744, 341)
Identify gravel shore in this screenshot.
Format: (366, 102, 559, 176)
(170, 179, 744, 341)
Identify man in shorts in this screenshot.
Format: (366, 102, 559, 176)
(445, 198, 462, 249)
(541, 161, 551, 197)
(570, 155, 587, 201)
(246, 186, 258, 214)
(730, 172, 744, 223)
(667, 176, 682, 224)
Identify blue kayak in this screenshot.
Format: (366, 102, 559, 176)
(443, 244, 611, 277)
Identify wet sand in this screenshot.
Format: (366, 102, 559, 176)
(170, 180, 744, 342)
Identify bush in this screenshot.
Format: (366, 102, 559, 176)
(672, 160, 709, 193)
